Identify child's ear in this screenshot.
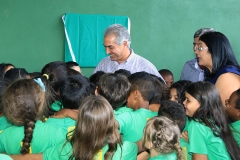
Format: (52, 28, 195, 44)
(95, 86, 98, 95)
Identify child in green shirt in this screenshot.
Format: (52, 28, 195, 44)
(10, 95, 137, 160)
(142, 116, 183, 160)
(183, 82, 240, 160)
(96, 73, 132, 114)
(46, 74, 90, 134)
(0, 79, 12, 132)
(0, 79, 66, 154)
(116, 72, 158, 143)
(225, 88, 240, 146)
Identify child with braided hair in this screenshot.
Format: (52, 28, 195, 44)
(142, 116, 183, 160)
(0, 79, 66, 154)
(10, 95, 137, 160)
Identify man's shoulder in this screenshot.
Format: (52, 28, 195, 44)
(131, 52, 156, 66)
(184, 58, 197, 65)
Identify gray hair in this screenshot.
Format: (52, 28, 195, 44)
(104, 24, 131, 48)
(194, 28, 215, 38)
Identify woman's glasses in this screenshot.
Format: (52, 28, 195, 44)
(195, 46, 208, 51)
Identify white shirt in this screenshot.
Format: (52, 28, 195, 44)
(94, 50, 165, 82)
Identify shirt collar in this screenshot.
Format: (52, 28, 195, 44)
(125, 49, 135, 64)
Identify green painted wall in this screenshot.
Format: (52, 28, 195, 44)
(1, 0, 240, 78)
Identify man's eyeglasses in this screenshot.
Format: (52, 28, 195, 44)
(195, 46, 208, 51)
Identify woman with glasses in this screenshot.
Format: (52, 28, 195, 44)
(195, 31, 240, 104)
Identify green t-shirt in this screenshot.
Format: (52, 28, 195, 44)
(188, 120, 231, 160)
(116, 108, 157, 142)
(0, 116, 12, 133)
(0, 154, 13, 160)
(114, 106, 133, 116)
(0, 120, 66, 154)
(183, 116, 190, 131)
(43, 141, 137, 160)
(230, 120, 240, 146)
(180, 137, 190, 160)
(149, 151, 177, 160)
(45, 117, 76, 135)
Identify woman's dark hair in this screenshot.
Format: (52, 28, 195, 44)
(199, 32, 240, 80)
(170, 80, 192, 104)
(186, 81, 240, 159)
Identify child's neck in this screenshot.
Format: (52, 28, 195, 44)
(138, 101, 150, 110)
(149, 104, 160, 112)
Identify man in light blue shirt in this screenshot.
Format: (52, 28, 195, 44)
(94, 24, 165, 82)
(180, 28, 215, 82)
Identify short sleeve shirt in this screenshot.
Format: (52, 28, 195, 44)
(0, 121, 66, 154)
(149, 151, 177, 160)
(188, 120, 231, 160)
(116, 108, 157, 142)
(114, 106, 133, 116)
(0, 116, 12, 133)
(180, 137, 190, 160)
(45, 117, 76, 135)
(230, 120, 240, 146)
(43, 141, 137, 160)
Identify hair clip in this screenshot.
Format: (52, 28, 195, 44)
(43, 74, 49, 80)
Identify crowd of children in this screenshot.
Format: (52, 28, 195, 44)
(0, 59, 240, 160)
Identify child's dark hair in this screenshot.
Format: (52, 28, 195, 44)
(128, 72, 155, 101)
(89, 71, 105, 95)
(98, 73, 131, 110)
(158, 69, 173, 76)
(4, 68, 29, 84)
(235, 89, 240, 109)
(89, 71, 105, 85)
(0, 63, 15, 78)
(158, 100, 186, 132)
(41, 64, 73, 116)
(149, 75, 163, 104)
(0, 78, 9, 114)
(186, 81, 240, 159)
(29, 72, 42, 79)
(65, 61, 79, 68)
(170, 80, 192, 104)
(60, 74, 90, 109)
(2, 79, 45, 154)
(114, 69, 131, 77)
